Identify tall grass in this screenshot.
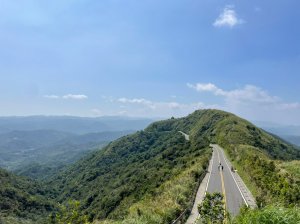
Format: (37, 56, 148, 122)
(279, 160, 300, 180)
(233, 205, 300, 224)
(94, 153, 210, 224)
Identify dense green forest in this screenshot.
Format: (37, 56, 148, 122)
(1, 109, 299, 223)
(46, 109, 300, 223)
(0, 130, 133, 179)
(48, 125, 211, 223)
(0, 168, 55, 223)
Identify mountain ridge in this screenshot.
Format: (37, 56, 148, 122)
(0, 116, 153, 135)
(47, 109, 300, 223)
(1, 109, 299, 223)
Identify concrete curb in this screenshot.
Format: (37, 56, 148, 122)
(185, 152, 214, 224)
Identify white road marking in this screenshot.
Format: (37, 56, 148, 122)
(205, 149, 214, 193)
(217, 146, 249, 207)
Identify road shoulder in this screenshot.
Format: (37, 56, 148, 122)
(185, 150, 213, 224)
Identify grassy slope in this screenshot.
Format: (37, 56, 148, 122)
(279, 160, 300, 180)
(233, 159, 300, 223)
(48, 109, 300, 223)
(48, 114, 212, 223)
(233, 205, 300, 224)
(97, 154, 209, 224)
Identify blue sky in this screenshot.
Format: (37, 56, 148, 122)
(0, 0, 300, 124)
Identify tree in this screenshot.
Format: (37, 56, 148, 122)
(198, 192, 225, 224)
(49, 200, 91, 224)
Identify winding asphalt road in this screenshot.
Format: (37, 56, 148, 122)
(206, 144, 248, 216)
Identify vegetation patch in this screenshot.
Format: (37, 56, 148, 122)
(233, 205, 300, 224)
(198, 192, 225, 224)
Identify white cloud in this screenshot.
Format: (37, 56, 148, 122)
(116, 97, 218, 117)
(44, 95, 59, 99)
(213, 5, 244, 28)
(44, 94, 88, 100)
(167, 102, 182, 109)
(187, 83, 278, 104)
(187, 83, 225, 96)
(188, 82, 300, 124)
(118, 98, 156, 109)
(62, 94, 88, 100)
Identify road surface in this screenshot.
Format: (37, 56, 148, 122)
(207, 144, 248, 216)
(185, 144, 256, 223)
(179, 131, 190, 141)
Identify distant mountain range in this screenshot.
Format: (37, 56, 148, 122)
(0, 116, 153, 134)
(0, 116, 153, 179)
(0, 129, 135, 178)
(253, 121, 300, 146)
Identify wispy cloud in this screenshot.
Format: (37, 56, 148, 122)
(187, 83, 225, 96)
(187, 83, 278, 104)
(213, 5, 244, 28)
(118, 98, 155, 109)
(188, 82, 300, 123)
(44, 94, 88, 100)
(116, 97, 218, 117)
(62, 94, 88, 100)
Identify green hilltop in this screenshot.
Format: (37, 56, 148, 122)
(47, 109, 300, 223)
(1, 109, 299, 223)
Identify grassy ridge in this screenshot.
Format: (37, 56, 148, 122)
(2, 109, 299, 223)
(47, 111, 225, 222)
(49, 109, 300, 222)
(225, 146, 299, 206)
(49, 119, 211, 222)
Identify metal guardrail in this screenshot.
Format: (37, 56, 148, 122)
(171, 170, 207, 224)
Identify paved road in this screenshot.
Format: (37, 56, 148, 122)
(206, 144, 247, 216)
(178, 131, 190, 141)
(185, 144, 256, 223)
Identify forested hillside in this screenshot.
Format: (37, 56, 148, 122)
(0, 130, 133, 179)
(1, 109, 299, 223)
(0, 169, 55, 223)
(47, 109, 300, 223)
(48, 123, 211, 223)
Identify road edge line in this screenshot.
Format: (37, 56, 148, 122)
(205, 149, 214, 193)
(218, 146, 249, 207)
